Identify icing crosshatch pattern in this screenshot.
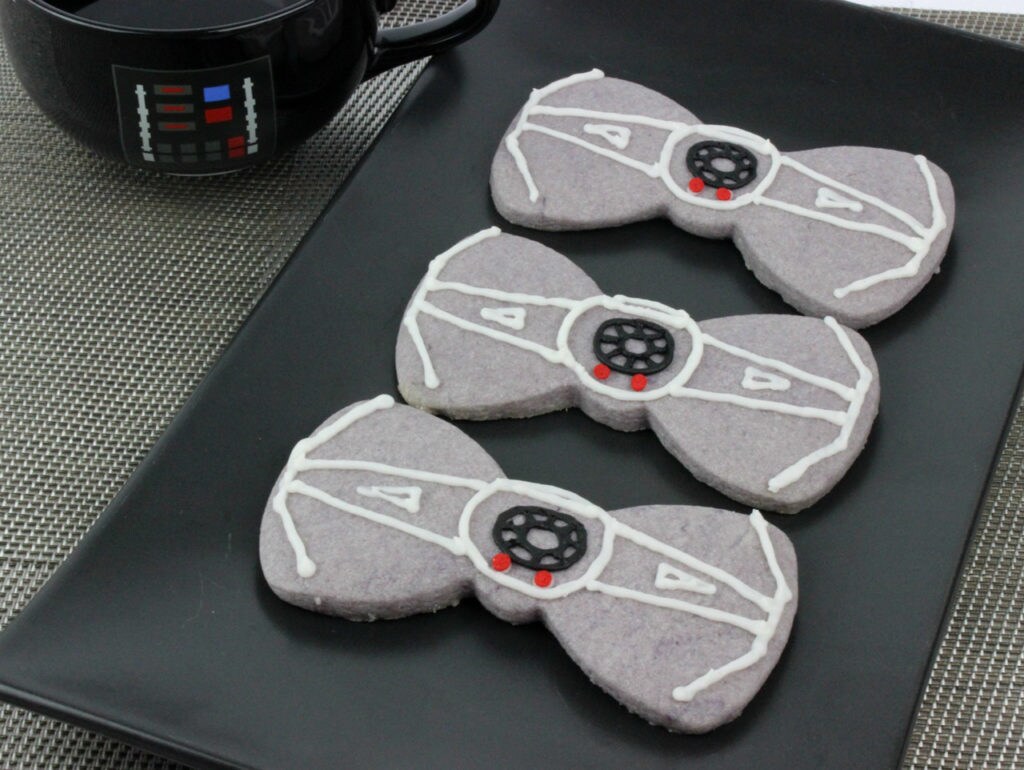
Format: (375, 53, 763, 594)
(113, 57, 276, 171)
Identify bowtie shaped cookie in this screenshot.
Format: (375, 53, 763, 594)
(397, 229, 879, 513)
(261, 395, 797, 733)
(490, 70, 955, 328)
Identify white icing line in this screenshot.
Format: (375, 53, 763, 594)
(657, 126, 783, 211)
(756, 195, 925, 250)
(742, 367, 791, 392)
(583, 123, 631, 149)
(300, 460, 486, 491)
(275, 415, 794, 703)
(612, 520, 772, 611)
(504, 71, 949, 297)
(587, 581, 765, 635)
(522, 121, 662, 178)
(505, 69, 605, 201)
(419, 301, 564, 363)
(457, 480, 615, 600)
(784, 155, 926, 234)
(816, 187, 864, 213)
(767, 317, 873, 492)
(534, 105, 694, 132)
(480, 306, 526, 330)
(290, 480, 465, 556)
(431, 280, 578, 309)
(272, 395, 396, 577)
(534, 107, 775, 153)
(672, 510, 792, 702)
(356, 485, 422, 513)
(404, 234, 873, 492)
(832, 156, 947, 298)
(555, 295, 705, 402)
(402, 228, 502, 388)
(703, 334, 854, 401)
(655, 563, 717, 595)
(673, 387, 847, 426)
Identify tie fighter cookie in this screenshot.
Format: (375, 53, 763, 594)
(490, 70, 955, 328)
(396, 229, 879, 513)
(260, 395, 797, 733)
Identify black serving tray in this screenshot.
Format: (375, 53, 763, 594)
(2, 1, 1023, 768)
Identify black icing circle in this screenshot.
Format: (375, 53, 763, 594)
(685, 140, 758, 191)
(492, 506, 587, 572)
(593, 318, 675, 375)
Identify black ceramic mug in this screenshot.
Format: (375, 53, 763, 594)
(0, 0, 498, 173)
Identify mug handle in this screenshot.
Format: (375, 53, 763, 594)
(364, 0, 500, 79)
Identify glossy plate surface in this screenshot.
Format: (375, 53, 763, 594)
(1, 1, 1023, 767)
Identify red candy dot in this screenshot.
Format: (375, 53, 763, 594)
(491, 553, 511, 572)
(715, 187, 732, 201)
(593, 363, 611, 380)
(688, 177, 705, 193)
(534, 570, 553, 588)
(631, 373, 648, 391)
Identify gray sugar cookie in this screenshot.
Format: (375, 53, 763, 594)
(490, 69, 955, 328)
(396, 229, 880, 514)
(260, 395, 798, 733)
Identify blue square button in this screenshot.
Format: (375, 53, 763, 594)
(203, 84, 231, 102)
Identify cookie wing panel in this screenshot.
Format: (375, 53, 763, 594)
(397, 229, 597, 419)
(542, 505, 797, 733)
(260, 397, 503, 619)
(734, 147, 955, 327)
(648, 314, 879, 512)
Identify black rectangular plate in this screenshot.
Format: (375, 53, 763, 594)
(2, 1, 1024, 768)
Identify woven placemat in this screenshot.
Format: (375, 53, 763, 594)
(0, 2, 455, 767)
(0, 5, 1020, 769)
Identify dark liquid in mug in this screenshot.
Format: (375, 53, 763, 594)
(64, 0, 307, 29)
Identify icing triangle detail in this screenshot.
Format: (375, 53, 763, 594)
(741, 366, 791, 392)
(355, 485, 423, 514)
(654, 562, 717, 595)
(480, 306, 526, 330)
(815, 186, 864, 213)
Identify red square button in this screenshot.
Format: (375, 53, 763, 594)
(228, 147, 246, 159)
(227, 135, 246, 149)
(204, 105, 233, 124)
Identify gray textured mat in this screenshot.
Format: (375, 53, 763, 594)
(0, 5, 1020, 769)
(0, 2, 453, 767)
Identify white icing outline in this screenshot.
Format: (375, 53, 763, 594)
(816, 186, 863, 213)
(583, 123, 631, 149)
(655, 563, 717, 595)
(479, 306, 526, 330)
(272, 395, 793, 703)
(243, 76, 258, 146)
(356, 485, 422, 513)
(504, 70, 948, 299)
(742, 366, 791, 392)
(402, 229, 873, 494)
(135, 84, 154, 162)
